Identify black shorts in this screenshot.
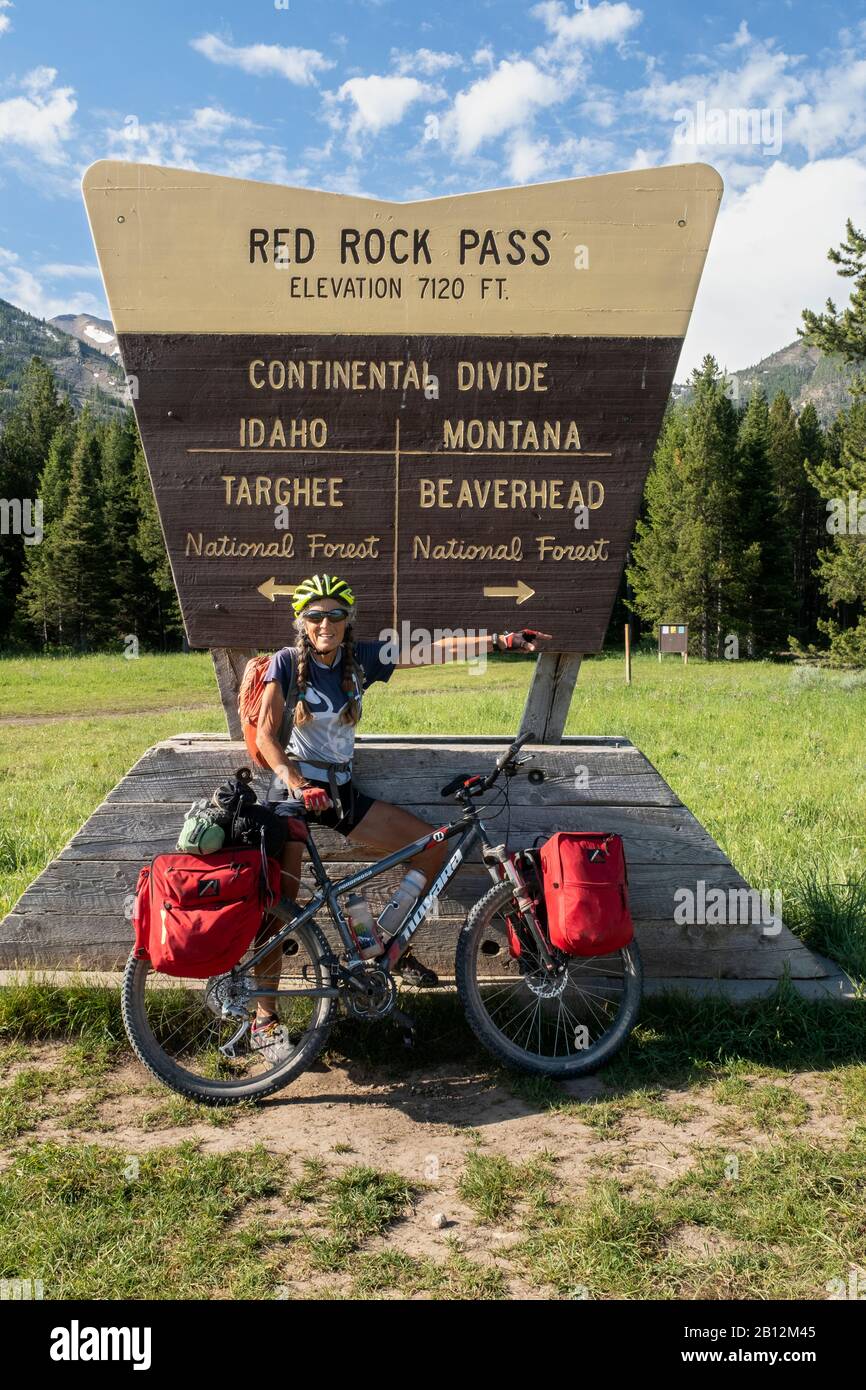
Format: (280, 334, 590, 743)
(273, 779, 375, 836)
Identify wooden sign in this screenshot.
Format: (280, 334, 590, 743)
(660, 623, 689, 655)
(82, 160, 721, 651)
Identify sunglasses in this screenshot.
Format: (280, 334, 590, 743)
(302, 606, 350, 624)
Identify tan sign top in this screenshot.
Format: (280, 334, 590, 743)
(82, 159, 722, 339)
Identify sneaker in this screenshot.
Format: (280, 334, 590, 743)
(250, 1013, 293, 1064)
(392, 951, 440, 988)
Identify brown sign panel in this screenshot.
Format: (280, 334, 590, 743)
(660, 624, 689, 653)
(82, 160, 721, 651)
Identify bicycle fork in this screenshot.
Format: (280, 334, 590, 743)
(482, 841, 557, 973)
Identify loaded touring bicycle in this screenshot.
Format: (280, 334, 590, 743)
(123, 733, 643, 1104)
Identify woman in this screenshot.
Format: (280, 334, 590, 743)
(252, 572, 550, 1055)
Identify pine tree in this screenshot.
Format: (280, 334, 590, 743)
(100, 411, 142, 640)
(0, 357, 73, 642)
(801, 219, 866, 362)
(48, 413, 112, 650)
(628, 357, 756, 657)
(765, 392, 803, 646)
(132, 439, 182, 647)
(801, 219, 866, 663)
(736, 389, 786, 652)
(806, 397, 866, 663)
(19, 418, 76, 645)
(794, 403, 828, 644)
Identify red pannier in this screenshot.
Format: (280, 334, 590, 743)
(539, 831, 634, 957)
(132, 850, 282, 978)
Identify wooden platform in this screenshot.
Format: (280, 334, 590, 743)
(0, 733, 847, 992)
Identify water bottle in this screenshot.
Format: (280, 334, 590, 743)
(377, 868, 427, 936)
(344, 892, 384, 960)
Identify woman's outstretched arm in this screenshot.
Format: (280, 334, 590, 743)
(393, 627, 553, 669)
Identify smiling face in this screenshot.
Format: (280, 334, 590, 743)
(300, 601, 350, 659)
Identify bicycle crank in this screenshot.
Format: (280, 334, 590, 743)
(344, 965, 398, 1020)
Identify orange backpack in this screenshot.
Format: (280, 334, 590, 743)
(238, 654, 296, 769)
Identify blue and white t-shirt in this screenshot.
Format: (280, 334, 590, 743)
(263, 641, 395, 804)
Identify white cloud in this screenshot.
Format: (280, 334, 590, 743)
(0, 247, 104, 319)
(786, 59, 866, 159)
(532, 1, 642, 53)
(391, 48, 462, 76)
(639, 43, 805, 138)
(0, 1, 13, 39)
(38, 262, 102, 279)
(0, 67, 76, 165)
(473, 46, 495, 69)
(102, 108, 298, 184)
(725, 19, 752, 52)
(627, 144, 665, 169)
(578, 97, 618, 128)
(190, 34, 333, 86)
(330, 75, 435, 146)
(443, 60, 561, 158)
(507, 130, 618, 182)
(508, 133, 551, 183)
(678, 157, 866, 377)
(189, 106, 257, 135)
(631, 25, 866, 173)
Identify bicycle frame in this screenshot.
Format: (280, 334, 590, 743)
(238, 804, 492, 1002)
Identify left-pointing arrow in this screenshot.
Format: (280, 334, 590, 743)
(257, 577, 297, 604)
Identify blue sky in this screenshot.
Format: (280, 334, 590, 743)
(1, 0, 865, 375)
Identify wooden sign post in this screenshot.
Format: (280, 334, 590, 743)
(659, 624, 689, 665)
(83, 160, 721, 739)
(5, 159, 853, 998)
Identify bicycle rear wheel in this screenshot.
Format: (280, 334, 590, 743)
(122, 918, 336, 1105)
(455, 880, 642, 1078)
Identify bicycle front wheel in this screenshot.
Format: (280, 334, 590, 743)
(455, 880, 642, 1078)
(122, 918, 336, 1105)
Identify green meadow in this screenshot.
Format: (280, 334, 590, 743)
(1, 651, 863, 958)
(0, 650, 865, 1300)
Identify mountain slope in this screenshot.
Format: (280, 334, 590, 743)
(49, 312, 119, 360)
(674, 339, 857, 422)
(0, 297, 127, 416)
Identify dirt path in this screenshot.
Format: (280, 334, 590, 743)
(0, 704, 215, 726)
(3, 1041, 858, 1297)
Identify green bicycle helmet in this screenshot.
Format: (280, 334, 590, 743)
(291, 573, 356, 616)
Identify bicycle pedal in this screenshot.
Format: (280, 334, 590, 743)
(390, 1006, 417, 1032)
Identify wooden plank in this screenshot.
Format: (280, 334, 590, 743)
(129, 740, 651, 778)
(0, 735, 834, 986)
(104, 767, 680, 809)
(12, 859, 759, 923)
(519, 651, 582, 743)
(211, 648, 256, 739)
(60, 802, 730, 865)
(0, 915, 826, 978)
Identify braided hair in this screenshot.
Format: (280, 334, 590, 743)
(293, 614, 363, 727)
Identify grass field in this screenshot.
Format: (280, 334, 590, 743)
(0, 650, 864, 1300)
(1, 650, 863, 958)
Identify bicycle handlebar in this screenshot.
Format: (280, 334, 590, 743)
(439, 731, 536, 799)
(493, 730, 534, 773)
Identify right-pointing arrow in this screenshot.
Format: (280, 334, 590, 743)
(483, 580, 535, 605)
